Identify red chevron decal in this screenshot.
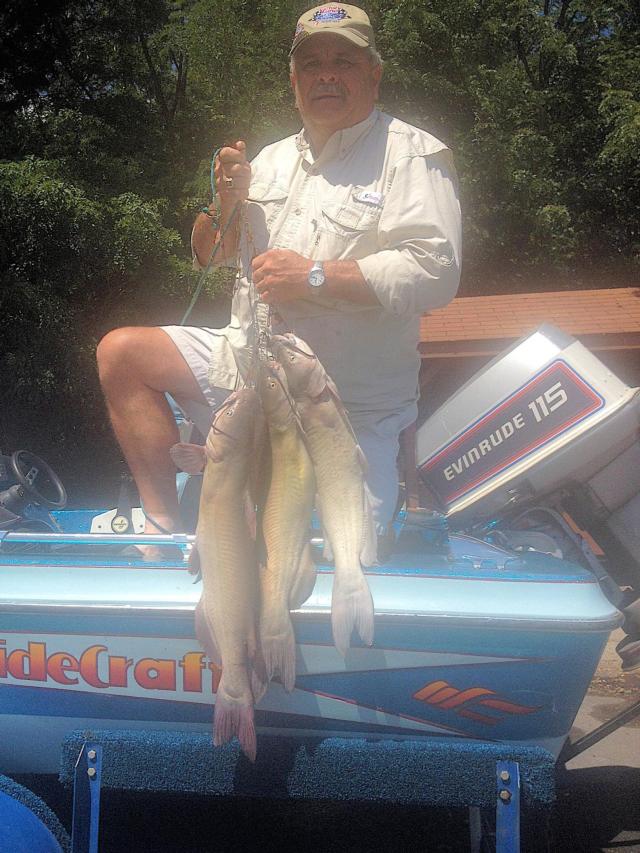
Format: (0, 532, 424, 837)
(477, 697, 538, 715)
(413, 680, 450, 701)
(458, 708, 500, 725)
(413, 679, 540, 724)
(438, 687, 496, 709)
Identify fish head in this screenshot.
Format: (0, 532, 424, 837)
(257, 360, 295, 431)
(270, 333, 327, 398)
(205, 388, 260, 462)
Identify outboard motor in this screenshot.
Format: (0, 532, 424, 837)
(416, 325, 640, 667)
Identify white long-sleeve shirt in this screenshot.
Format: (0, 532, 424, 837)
(202, 109, 461, 436)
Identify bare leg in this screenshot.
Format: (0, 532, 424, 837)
(97, 327, 209, 542)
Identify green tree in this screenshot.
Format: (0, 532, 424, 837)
(0, 0, 638, 500)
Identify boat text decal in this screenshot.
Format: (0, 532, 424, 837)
(420, 360, 604, 505)
(0, 635, 221, 700)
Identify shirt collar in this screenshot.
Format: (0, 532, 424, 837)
(295, 109, 380, 164)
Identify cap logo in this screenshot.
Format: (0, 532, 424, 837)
(311, 6, 350, 24)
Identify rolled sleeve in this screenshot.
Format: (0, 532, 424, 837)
(356, 149, 462, 315)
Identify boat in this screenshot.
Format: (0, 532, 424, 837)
(0, 324, 637, 775)
(0, 503, 623, 776)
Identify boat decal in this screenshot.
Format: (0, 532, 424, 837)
(0, 631, 553, 738)
(420, 359, 604, 505)
(291, 684, 482, 740)
(414, 678, 541, 725)
(0, 634, 529, 697)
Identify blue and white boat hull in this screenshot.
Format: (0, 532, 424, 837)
(0, 534, 621, 773)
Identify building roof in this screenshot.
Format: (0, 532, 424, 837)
(420, 287, 640, 358)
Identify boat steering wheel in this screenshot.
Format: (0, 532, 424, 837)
(10, 450, 68, 510)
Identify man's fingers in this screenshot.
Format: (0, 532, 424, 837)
(252, 252, 266, 272)
(252, 254, 271, 286)
(219, 141, 247, 165)
(217, 141, 250, 194)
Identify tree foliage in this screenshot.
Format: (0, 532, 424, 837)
(0, 0, 638, 499)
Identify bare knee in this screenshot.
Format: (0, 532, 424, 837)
(97, 326, 204, 403)
(97, 327, 146, 388)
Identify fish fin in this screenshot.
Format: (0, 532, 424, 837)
(360, 485, 378, 567)
(250, 419, 271, 562)
(250, 651, 269, 704)
(169, 442, 206, 474)
(261, 620, 297, 693)
(204, 443, 224, 464)
(325, 377, 362, 447)
(188, 544, 201, 578)
(289, 543, 317, 609)
(246, 602, 267, 701)
(322, 527, 334, 563)
(213, 690, 257, 763)
(306, 362, 329, 398)
(249, 407, 271, 506)
(323, 538, 334, 563)
(195, 596, 221, 665)
(325, 375, 341, 402)
(244, 491, 257, 541)
(314, 502, 333, 561)
(331, 573, 375, 656)
(355, 443, 369, 475)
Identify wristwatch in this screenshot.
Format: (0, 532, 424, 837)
(308, 260, 326, 291)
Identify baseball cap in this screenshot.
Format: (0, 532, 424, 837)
(290, 4, 376, 56)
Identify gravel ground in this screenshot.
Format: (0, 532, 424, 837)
(589, 629, 640, 702)
(557, 629, 640, 853)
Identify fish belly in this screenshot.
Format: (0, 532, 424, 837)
(259, 425, 315, 692)
(196, 459, 259, 760)
(297, 398, 375, 654)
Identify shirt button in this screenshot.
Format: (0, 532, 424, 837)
(295, 208, 301, 215)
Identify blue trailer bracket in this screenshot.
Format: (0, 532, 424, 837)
(71, 742, 102, 853)
(496, 760, 521, 853)
(60, 731, 556, 851)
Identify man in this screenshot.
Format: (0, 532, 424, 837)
(97, 4, 461, 556)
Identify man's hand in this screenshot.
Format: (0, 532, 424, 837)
(216, 141, 251, 203)
(252, 248, 313, 303)
(191, 139, 249, 267)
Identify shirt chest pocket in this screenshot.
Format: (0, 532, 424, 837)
(318, 188, 383, 259)
(247, 182, 289, 251)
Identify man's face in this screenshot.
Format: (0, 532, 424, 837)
(291, 34, 382, 137)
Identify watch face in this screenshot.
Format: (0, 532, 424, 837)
(308, 266, 325, 288)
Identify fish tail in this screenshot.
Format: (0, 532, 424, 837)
(331, 572, 375, 656)
(261, 621, 297, 692)
(237, 706, 257, 763)
(213, 689, 257, 763)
